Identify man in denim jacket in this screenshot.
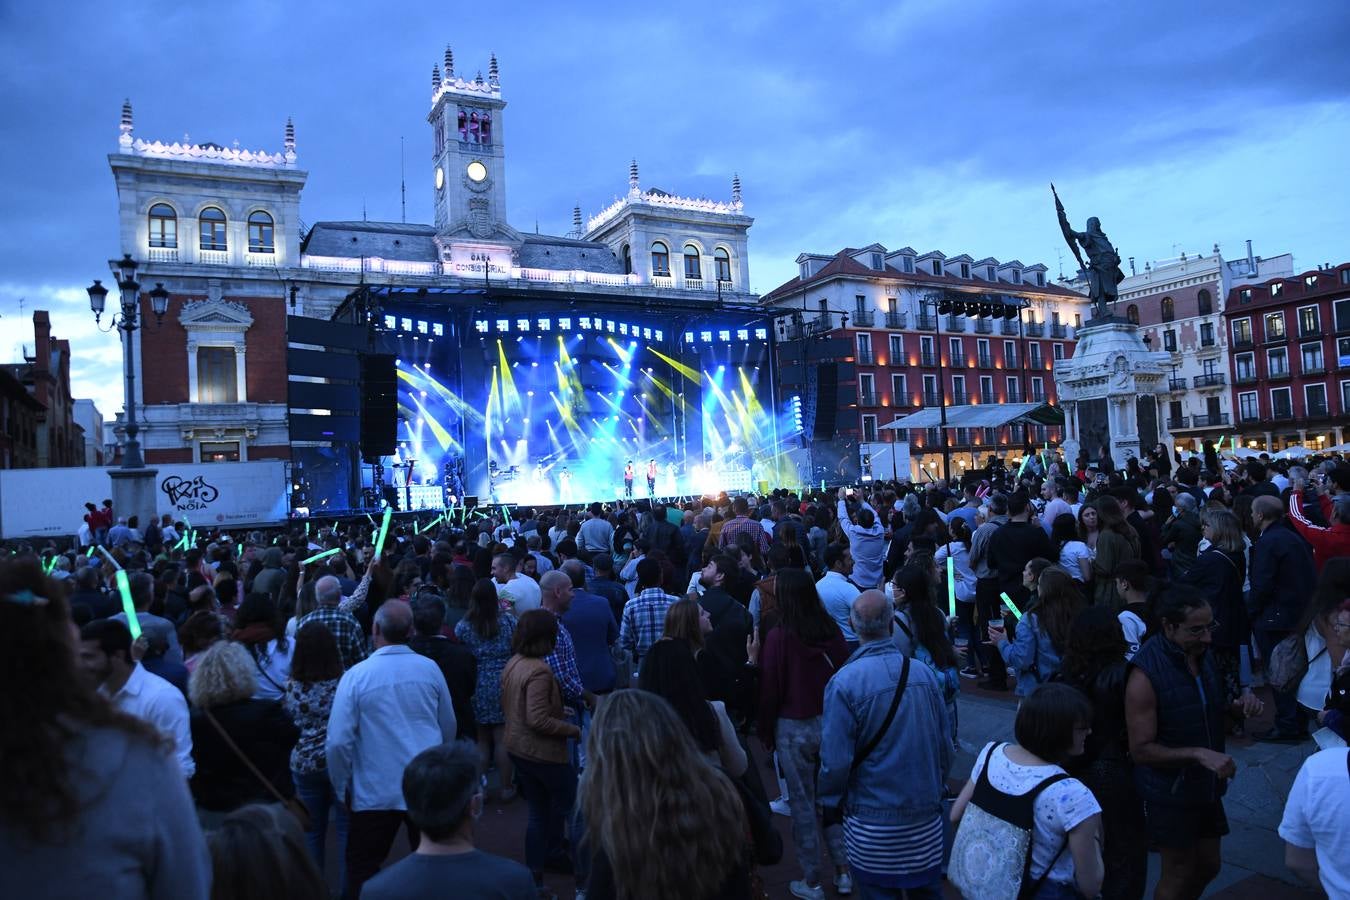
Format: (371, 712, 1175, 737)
(819, 591, 953, 899)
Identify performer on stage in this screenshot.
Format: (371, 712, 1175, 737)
(623, 460, 635, 499)
(646, 458, 658, 497)
(559, 467, 573, 503)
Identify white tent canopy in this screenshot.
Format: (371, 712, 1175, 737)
(879, 402, 1063, 431)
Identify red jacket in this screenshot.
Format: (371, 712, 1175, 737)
(757, 625, 850, 742)
(1289, 490, 1350, 573)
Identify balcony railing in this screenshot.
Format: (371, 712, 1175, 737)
(1007, 388, 1023, 403)
(147, 247, 179, 262)
(1191, 413, 1230, 427)
(1268, 367, 1291, 381)
(974, 319, 993, 334)
(853, 310, 875, 327)
(1025, 322, 1045, 337)
(197, 249, 229, 265)
(857, 350, 875, 365)
(1235, 371, 1257, 384)
(1272, 407, 1295, 421)
(977, 354, 993, 368)
(1303, 363, 1326, 376)
(952, 391, 968, 406)
(1232, 336, 1253, 349)
(1199, 337, 1217, 348)
(920, 352, 937, 367)
(684, 277, 704, 291)
(884, 311, 906, 329)
(1167, 416, 1190, 430)
(1030, 391, 1046, 403)
(923, 392, 940, 407)
(1051, 324, 1067, 338)
(1005, 353, 1019, 368)
(859, 392, 878, 406)
(945, 317, 966, 332)
(1001, 320, 1019, 335)
(980, 391, 995, 405)
(1193, 373, 1226, 388)
(1307, 402, 1330, 419)
(1264, 330, 1287, 344)
(1240, 409, 1262, 423)
(1168, 378, 1187, 391)
(917, 315, 937, 331)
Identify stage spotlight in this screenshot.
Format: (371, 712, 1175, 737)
(432, 323, 444, 336)
(531, 361, 539, 367)
(419, 390, 427, 398)
(685, 332, 695, 343)
(384, 315, 396, 329)
(475, 320, 489, 333)
(395, 359, 402, 366)
(423, 362, 431, 369)
(527, 390, 534, 396)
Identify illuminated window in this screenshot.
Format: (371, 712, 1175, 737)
(715, 248, 731, 282)
(247, 210, 274, 253)
(199, 207, 227, 251)
(651, 241, 670, 276)
(148, 203, 177, 249)
(684, 245, 702, 280)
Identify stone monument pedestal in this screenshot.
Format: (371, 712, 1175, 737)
(109, 467, 159, 533)
(1053, 317, 1172, 470)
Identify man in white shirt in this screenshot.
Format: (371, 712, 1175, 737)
(492, 553, 541, 613)
(1278, 747, 1350, 897)
(327, 600, 457, 899)
(816, 544, 860, 648)
(78, 619, 194, 778)
(1039, 478, 1073, 537)
(578, 503, 615, 555)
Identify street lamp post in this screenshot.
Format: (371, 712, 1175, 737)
(88, 254, 168, 469)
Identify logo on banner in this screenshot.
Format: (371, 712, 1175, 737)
(161, 475, 220, 511)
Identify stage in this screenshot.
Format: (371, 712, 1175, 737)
(328, 285, 802, 510)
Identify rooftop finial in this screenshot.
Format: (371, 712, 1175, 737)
(119, 98, 134, 148)
(444, 45, 454, 78)
(475, 70, 484, 85)
(731, 173, 742, 206)
(628, 159, 640, 196)
(432, 64, 442, 91)
(489, 53, 499, 86)
(284, 117, 296, 162)
(573, 204, 583, 231)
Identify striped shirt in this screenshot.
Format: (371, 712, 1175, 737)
(843, 814, 944, 889)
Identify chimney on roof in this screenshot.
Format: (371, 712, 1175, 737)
(32, 310, 52, 407)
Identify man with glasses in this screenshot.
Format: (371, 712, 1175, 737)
(1125, 584, 1263, 900)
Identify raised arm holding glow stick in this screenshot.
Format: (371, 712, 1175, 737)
(373, 506, 393, 559)
(301, 547, 341, 566)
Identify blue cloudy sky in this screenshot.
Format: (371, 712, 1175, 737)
(2, 0, 1347, 419)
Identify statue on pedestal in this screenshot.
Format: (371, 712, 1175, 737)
(1053, 184, 1125, 320)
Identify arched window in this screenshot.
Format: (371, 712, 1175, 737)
(1126, 304, 1140, 325)
(651, 241, 670, 276)
(247, 210, 275, 253)
(1197, 289, 1212, 315)
(480, 112, 491, 145)
(683, 245, 702, 280)
(199, 207, 227, 251)
(1161, 296, 1175, 322)
(621, 244, 632, 275)
(715, 247, 732, 283)
(148, 203, 177, 249)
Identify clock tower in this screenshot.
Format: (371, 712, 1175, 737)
(428, 47, 517, 245)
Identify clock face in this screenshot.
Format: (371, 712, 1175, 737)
(435, 166, 444, 190)
(466, 160, 488, 183)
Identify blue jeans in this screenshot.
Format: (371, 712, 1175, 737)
(857, 881, 942, 899)
(510, 754, 581, 880)
(293, 769, 349, 871)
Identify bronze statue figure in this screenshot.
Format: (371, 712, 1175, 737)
(1053, 184, 1125, 320)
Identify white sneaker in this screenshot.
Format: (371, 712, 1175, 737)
(834, 872, 854, 895)
(789, 881, 825, 900)
(770, 797, 791, 817)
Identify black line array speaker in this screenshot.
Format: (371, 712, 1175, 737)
(812, 363, 839, 439)
(359, 354, 397, 460)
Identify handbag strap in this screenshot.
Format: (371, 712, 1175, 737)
(202, 707, 290, 807)
(851, 655, 910, 772)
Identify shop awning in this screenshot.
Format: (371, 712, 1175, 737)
(878, 402, 1064, 430)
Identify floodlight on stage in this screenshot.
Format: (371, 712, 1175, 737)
(606, 320, 616, 333)
(517, 319, 530, 332)
(432, 323, 444, 336)
(559, 318, 572, 330)
(401, 318, 413, 331)
(685, 332, 695, 343)
(384, 315, 396, 329)
(620, 323, 629, 335)
(417, 320, 428, 333)
(701, 331, 712, 342)
(531, 361, 538, 367)
(643, 328, 652, 339)
(497, 320, 509, 331)
(476, 320, 489, 333)
(755, 328, 768, 340)
(655, 330, 663, 341)
(580, 317, 592, 329)
(538, 319, 550, 331)
(719, 330, 731, 341)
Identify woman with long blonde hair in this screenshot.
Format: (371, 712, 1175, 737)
(581, 690, 750, 900)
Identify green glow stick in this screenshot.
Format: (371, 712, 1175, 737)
(305, 521, 311, 536)
(116, 570, 141, 640)
(237, 543, 243, 557)
(1215, 435, 1225, 450)
(821, 479, 826, 492)
(1017, 455, 1031, 478)
(366, 513, 376, 525)
(301, 547, 341, 565)
(946, 555, 957, 618)
(999, 591, 1024, 621)
(86, 546, 95, 558)
(97, 545, 123, 571)
(374, 507, 393, 558)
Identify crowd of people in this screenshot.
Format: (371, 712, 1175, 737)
(3, 445, 1349, 899)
